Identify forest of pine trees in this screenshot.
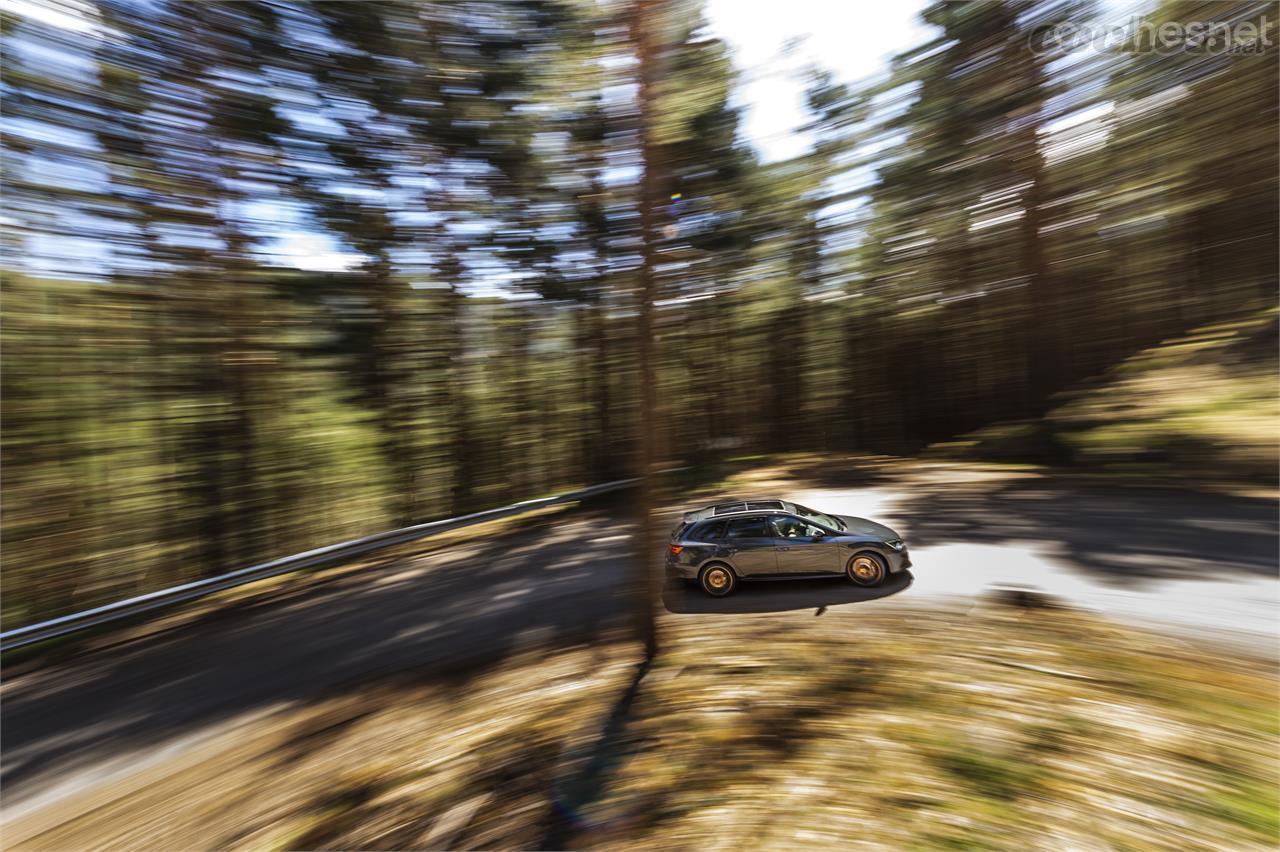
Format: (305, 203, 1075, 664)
(2, 0, 1275, 627)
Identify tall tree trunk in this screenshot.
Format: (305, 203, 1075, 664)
(708, 279, 732, 449)
(1011, 54, 1058, 414)
(214, 222, 265, 567)
(589, 298, 616, 481)
(842, 304, 865, 451)
(629, 0, 663, 660)
(443, 277, 476, 514)
(366, 260, 419, 525)
(512, 304, 535, 495)
(767, 308, 797, 451)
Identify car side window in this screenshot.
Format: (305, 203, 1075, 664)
(725, 517, 770, 539)
(696, 520, 728, 540)
(770, 515, 825, 538)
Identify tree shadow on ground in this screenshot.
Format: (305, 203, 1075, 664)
(539, 655, 652, 850)
(662, 572, 912, 614)
(893, 477, 1277, 586)
(0, 510, 637, 800)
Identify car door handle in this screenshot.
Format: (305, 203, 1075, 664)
(778, 546, 791, 551)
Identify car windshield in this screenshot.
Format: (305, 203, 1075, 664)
(792, 504, 844, 530)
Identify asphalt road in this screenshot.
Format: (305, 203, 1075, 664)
(3, 465, 1276, 832)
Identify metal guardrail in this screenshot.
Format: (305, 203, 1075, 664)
(0, 477, 641, 653)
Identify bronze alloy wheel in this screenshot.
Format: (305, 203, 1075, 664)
(700, 564, 735, 597)
(847, 553, 886, 587)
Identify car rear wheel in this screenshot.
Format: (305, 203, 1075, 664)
(699, 563, 736, 597)
(847, 552, 886, 587)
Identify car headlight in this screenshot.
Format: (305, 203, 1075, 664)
(884, 539, 904, 551)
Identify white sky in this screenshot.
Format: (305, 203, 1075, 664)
(705, 0, 931, 162)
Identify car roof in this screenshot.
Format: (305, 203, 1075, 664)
(681, 498, 794, 523)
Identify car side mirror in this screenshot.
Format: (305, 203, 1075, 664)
(814, 529, 826, 538)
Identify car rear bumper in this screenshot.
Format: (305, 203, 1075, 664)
(666, 558, 701, 581)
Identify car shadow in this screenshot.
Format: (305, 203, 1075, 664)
(662, 571, 912, 614)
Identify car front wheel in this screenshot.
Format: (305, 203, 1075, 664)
(699, 563, 737, 597)
(847, 552, 887, 587)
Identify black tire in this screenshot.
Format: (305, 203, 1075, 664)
(699, 563, 737, 597)
(846, 552, 887, 587)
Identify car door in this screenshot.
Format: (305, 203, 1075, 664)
(769, 515, 840, 574)
(722, 516, 778, 576)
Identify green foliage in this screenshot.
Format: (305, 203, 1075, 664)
(2, 0, 1275, 627)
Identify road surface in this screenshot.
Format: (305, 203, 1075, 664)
(3, 462, 1276, 838)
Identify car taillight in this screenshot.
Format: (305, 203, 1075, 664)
(668, 544, 683, 555)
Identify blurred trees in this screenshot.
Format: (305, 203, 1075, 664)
(2, 0, 1275, 628)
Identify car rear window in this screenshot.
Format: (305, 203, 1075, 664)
(692, 520, 728, 540)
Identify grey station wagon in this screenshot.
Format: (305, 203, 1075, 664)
(667, 498, 911, 596)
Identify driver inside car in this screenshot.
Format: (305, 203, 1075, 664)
(775, 518, 801, 537)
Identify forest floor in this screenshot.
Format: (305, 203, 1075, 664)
(5, 608, 1275, 850)
(2, 456, 1277, 849)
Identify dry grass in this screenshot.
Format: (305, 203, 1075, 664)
(10, 606, 1276, 851)
(5, 632, 638, 851)
(586, 609, 1278, 850)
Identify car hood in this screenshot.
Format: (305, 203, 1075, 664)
(835, 515, 900, 540)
